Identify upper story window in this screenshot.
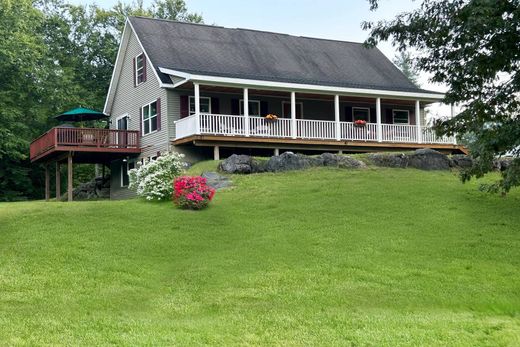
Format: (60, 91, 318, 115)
(142, 100, 158, 135)
(135, 53, 146, 86)
(352, 107, 370, 122)
(239, 100, 261, 116)
(393, 109, 410, 124)
(189, 96, 211, 115)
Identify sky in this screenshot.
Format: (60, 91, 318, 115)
(66, 0, 449, 116)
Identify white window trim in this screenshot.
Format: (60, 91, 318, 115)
(141, 100, 158, 136)
(392, 109, 410, 125)
(135, 53, 145, 86)
(189, 96, 212, 115)
(239, 99, 261, 117)
(121, 160, 136, 187)
(281, 101, 304, 118)
(352, 107, 371, 122)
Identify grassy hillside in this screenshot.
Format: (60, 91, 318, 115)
(1, 165, 520, 346)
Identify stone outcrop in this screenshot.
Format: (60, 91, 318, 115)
(450, 154, 473, 169)
(201, 172, 233, 190)
(407, 148, 451, 170)
(366, 153, 409, 168)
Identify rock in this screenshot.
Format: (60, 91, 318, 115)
(218, 154, 255, 174)
(367, 153, 409, 168)
(64, 175, 111, 201)
(316, 153, 366, 168)
(201, 171, 233, 190)
(494, 157, 513, 171)
(265, 152, 312, 172)
(408, 148, 451, 170)
(450, 154, 473, 169)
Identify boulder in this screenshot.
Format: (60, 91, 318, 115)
(201, 171, 233, 190)
(407, 148, 451, 170)
(64, 175, 111, 201)
(494, 157, 513, 171)
(316, 153, 366, 168)
(218, 154, 255, 174)
(366, 153, 409, 168)
(265, 152, 312, 172)
(450, 154, 473, 169)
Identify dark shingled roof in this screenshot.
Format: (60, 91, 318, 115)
(129, 16, 436, 94)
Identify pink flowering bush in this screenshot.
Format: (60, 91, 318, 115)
(173, 176, 215, 210)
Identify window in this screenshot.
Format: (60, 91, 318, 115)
(352, 107, 370, 122)
(121, 160, 135, 187)
(239, 100, 261, 116)
(282, 101, 304, 119)
(393, 109, 410, 124)
(116, 114, 128, 130)
(189, 96, 211, 115)
(142, 101, 158, 135)
(135, 53, 145, 85)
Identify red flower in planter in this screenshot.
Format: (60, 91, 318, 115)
(354, 119, 367, 126)
(173, 176, 215, 210)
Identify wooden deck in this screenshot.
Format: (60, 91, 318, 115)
(30, 127, 141, 163)
(173, 134, 467, 154)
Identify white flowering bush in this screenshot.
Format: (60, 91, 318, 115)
(128, 152, 186, 200)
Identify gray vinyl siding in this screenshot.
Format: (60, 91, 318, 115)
(108, 29, 170, 200)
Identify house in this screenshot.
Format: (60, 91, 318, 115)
(30, 16, 464, 200)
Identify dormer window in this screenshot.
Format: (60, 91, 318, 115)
(134, 53, 146, 86)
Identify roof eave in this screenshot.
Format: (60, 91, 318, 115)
(159, 67, 445, 101)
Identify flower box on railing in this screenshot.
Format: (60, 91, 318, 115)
(264, 114, 279, 123)
(354, 120, 367, 127)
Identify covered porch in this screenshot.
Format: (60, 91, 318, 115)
(172, 82, 460, 158)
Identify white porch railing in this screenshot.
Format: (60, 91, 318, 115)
(175, 114, 457, 145)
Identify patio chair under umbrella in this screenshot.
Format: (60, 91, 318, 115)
(55, 107, 108, 122)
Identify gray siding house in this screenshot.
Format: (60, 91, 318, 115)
(103, 16, 462, 199)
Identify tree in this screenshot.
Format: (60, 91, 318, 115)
(393, 51, 420, 87)
(364, 0, 520, 193)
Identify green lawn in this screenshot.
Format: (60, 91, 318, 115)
(1, 165, 520, 346)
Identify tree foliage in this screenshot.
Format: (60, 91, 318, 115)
(364, 0, 520, 193)
(0, 0, 202, 201)
(393, 51, 420, 87)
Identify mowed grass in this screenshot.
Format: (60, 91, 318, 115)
(1, 165, 520, 346)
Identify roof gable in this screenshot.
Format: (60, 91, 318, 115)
(129, 16, 428, 93)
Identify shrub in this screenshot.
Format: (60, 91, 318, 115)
(128, 152, 186, 200)
(173, 176, 215, 210)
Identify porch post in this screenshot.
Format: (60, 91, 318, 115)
(67, 152, 73, 202)
(194, 83, 201, 134)
(334, 95, 340, 141)
(274, 148, 280, 156)
(451, 104, 458, 144)
(291, 92, 297, 139)
(243, 88, 250, 137)
(45, 164, 50, 202)
(213, 146, 220, 161)
(415, 100, 422, 144)
(376, 97, 382, 142)
(55, 162, 61, 201)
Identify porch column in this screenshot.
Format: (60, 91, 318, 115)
(451, 104, 458, 144)
(274, 148, 280, 156)
(45, 164, 50, 202)
(67, 152, 73, 202)
(334, 95, 341, 141)
(376, 97, 382, 142)
(415, 100, 422, 144)
(55, 162, 61, 201)
(291, 92, 297, 139)
(243, 88, 250, 137)
(194, 83, 201, 134)
(213, 146, 220, 161)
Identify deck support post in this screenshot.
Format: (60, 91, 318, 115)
(243, 88, 250, 137)
(291, 92, 297, 139)
(274, 148, 280, 156)
(213, 146, 220, 161)
(194, 83, 201, 134)
(67, 152, 73, 202)
(55, 162, 61, 201)
(415, 100, 422, 144)
(376, 97, 382, 142)
(334, 95, 341, 141)
(45, 164, 50, 202)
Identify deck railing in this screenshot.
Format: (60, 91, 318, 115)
(175, 114, 457, 145)
(30, 127, 140, 161)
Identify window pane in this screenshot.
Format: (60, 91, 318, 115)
(143, 105, 150, 120)
(393, 111, 409, 124)
(136, 55, 144, 69)
(150, 101, 157, 117)
(353, 108, 369, 122)
(189, 98, 195, 114)
(144, 119, 150, 134)
(151, 115, 158, 132)
(200, 98, 210, 113)
(249, 101, 260, 116)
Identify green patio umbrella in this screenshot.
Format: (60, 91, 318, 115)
(55, 107, 108, 122)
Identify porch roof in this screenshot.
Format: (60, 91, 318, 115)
(128, 16, 443, 96)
